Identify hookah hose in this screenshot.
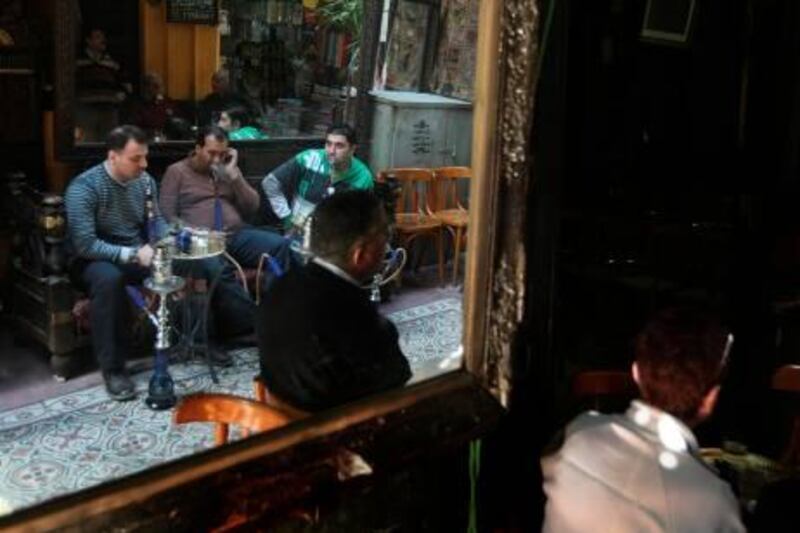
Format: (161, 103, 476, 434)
(125, 285, 158, 328)
(360, 247, 408, 290)
(255, 253, 286, 305)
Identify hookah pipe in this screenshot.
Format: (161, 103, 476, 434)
(137, 183, 183, 410)
(125, 286, 158, 329)
(367, 246, 407, 303)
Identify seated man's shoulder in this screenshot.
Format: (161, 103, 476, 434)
(164, 157, 190, 176)
(295, 148, 324, 167)
(565, 410, 618, 437)
(350, 158, 374, 186)
(547, 411, 637, 463)
(68, 164, 105, 192)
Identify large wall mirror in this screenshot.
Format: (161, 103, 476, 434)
(66, 0, 363, 145)
(53, 0, 378, 159)
(0, 0, 537, 527)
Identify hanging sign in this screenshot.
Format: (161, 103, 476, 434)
(166, 0, 218, 25)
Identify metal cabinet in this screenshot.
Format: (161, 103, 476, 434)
(368, 91, 472, 172)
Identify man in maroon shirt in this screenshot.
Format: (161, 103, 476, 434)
(160, 126, 290, 346)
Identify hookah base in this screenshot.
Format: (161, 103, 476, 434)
(145, 392, 177, 410)
(145, 371, 177, 410)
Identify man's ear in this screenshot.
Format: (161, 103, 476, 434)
(349, 239, 366, 268)
(696, 385, 720, 422)
(631, 361, 641, 386)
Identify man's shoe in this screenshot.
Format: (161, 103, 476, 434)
(103, 371, 136, 401)
(208, 346, 233, 367)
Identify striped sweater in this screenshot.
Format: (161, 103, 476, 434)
(65, 163, 167, 263)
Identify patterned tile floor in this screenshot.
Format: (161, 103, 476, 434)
(0, 297, 462, 515)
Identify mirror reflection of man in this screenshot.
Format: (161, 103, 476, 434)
(217, 106, 268, 141)
(260, 124, 374, 233)
(127, 72, 181, 140)
(257, 190, 411, 412)
(76, 28, 130, 102)
(198, 69, 254, 127)
(159, 126, 291, 347)
(65, 125, 166, 401)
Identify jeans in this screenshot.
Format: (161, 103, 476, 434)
(71, 260, 150, 372)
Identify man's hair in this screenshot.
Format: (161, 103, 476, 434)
(311, 190, 388, 265)
(634, 307, 731, 421)
(223, 106, 251, 128)
(326, 123, 357, 146)
(196, 125, 228, 147)
(106, 125, 147, 152)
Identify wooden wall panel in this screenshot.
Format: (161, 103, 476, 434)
(140, 0, 167, 83)
(193, 24, 219, 100)
(140, 0, 219, 101)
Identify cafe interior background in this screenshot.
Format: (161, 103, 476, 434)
(0, 0, 480, 518)
(1, 0, 800, 530)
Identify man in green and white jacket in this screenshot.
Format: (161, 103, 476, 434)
(261, 124, 374, 232)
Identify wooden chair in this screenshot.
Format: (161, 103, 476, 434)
(253, 376, 311, 420)
(771, 365, 800, 466)
(173, 393, 292, 446)
(432, 166, 471, 284)
(571, 370, 637, 411)
(378, 168, 444, 285)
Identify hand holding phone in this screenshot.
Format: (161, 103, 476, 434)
(223, 147, 238, 172)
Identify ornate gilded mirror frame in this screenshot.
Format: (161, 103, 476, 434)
(3, 0, 541, 528)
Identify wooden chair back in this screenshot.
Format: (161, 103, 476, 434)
(173, 393, 292, 446)
(378, 168, 436, 216)
(571, 370, 637, 411)
(772, 365, 800, 465)
(432, 166, 472, 211)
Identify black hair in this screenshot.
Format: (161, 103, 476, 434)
(635, 307, 731, 422)
(311, 190, 388, 265)
(326, 123, 357, 146)
(196, 125, 228, 147)
(106, 125, 148, 152)
(222, 106, 252, 129)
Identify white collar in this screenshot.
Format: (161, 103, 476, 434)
(103, 161, 129, 186)
(311, 257, 361, 287)
(625, 400, 699, 453)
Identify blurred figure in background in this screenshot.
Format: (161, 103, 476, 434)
(127, 72, 181, 141)
(198, 69, 254, 127)
(218, 106, 268, 141)
(541, 307, 744, 532)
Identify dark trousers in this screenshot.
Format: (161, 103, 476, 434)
(227, 226, 293, 272)
(174, 227, 293, 338)
(71, 260, 150, 373)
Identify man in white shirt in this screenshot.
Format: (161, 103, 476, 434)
(542, 308, 745, 532)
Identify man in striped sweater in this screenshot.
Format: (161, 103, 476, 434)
(65, 125, 166, 401)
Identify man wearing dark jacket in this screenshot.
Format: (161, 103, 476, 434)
(256, 190, 411, 411)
